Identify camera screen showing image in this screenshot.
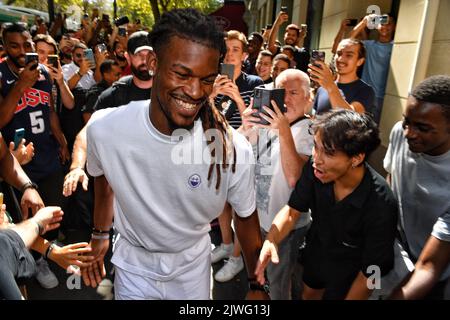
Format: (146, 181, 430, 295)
(118, 27, 127, 37)
(379, 14, 389, 25)
(25, 53, 39, 67)
(220, 63, 234, 80)
(252, 87, 286, 125)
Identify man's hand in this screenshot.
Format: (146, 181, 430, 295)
(59, 145, 70, 164)
(9, 139, 34, 165)
(254, 100, 290, 133)
(21, 188, 44, 219)
(46, 60, 64, 85)
(308, 61, 336, 92)
(17, 61, 40, 90)
(31, 206, 63, 234)
(78, 58, 92, 76)
(274, 11, 289, 27)
(63, 167, 89, 197)
(82, 238, 109, 288)
(254, 240, 279, 285)
(49, 242, 94, 272)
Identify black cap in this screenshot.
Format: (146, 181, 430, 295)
(127, 31, 153, 54)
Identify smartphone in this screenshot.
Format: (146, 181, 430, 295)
(47, 54, 59, 68)
(220, 63, 235, 80)
(280, 6, 288, 13)
(102, 14, 109, 21)
(310, 50, 325, 88)
(84, 48, 96, 68)
(13, 128, 25, 151)
(97, 43, 107, 53)
(347, 19, 358, 27)
(301, 24, 308, 31)
(118, 27, 127, 37)
(311, 50, 325, 67)
(266, 24, 272, 29)
(379, 14, 389, 25)
(252, 88, 286, 125)
(25, 53, 39, 69)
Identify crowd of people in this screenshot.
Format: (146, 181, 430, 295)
(0, 7, 448, 301)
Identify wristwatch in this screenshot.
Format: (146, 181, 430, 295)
(21, 181, 38, 193)
(248, 279, 270, 294)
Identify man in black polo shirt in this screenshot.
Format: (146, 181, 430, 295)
(255, 110, 398, 300)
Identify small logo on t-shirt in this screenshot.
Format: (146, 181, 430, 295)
(188, 174, 201, 189)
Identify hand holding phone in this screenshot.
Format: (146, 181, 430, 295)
(13, 128, 25, 151)
(220, 63, 235, 81)
(310, 50, 326, 88)
(252, 88, 286, 125)
(47, 55, 59, 69)
(25, 53, 39, 70)
(84, 49, 96, 68)
(118, 27, 127, 37)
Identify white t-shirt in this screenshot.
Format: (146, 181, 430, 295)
(384, 121, 450, 280)
(62, 62, 96, 90)
(256, 118, 313, 232)
(87, 100, 256, 280)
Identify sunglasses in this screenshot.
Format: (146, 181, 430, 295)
(2, 22, 28, 29)
(74, 53, 83, 58)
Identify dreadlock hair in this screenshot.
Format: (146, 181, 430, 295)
(147, 8, 235, 190)
(411, 75, 450, 121)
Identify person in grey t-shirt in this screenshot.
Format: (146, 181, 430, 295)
(384, 75, 450, 300)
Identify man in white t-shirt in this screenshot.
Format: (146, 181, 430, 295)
(238, 69, 314, 299)
(383, 75, 450, 299)
(82, 8, 268, 300)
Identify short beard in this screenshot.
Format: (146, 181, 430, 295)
(8, 54, 24, 68)
(131, 64, 152, 81)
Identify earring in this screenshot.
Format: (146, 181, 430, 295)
(352, 163, 357, 169)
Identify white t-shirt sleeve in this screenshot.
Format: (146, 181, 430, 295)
(227, 131, 256, 218)
(62, 64, 76, 83)
(293, 120, 313, 156)
(86, 109, 114, 177)
(432, 211, 450, 242)
(383, 121, 403, 174)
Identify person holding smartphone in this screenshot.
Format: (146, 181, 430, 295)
(267, 9, 310, 73)
(350, 14, 396, 124)
(309, 38, 375, 116)
(62, 42, 97, 91)
(0, 22, 70, 290)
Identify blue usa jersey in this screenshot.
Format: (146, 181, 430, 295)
(0, 61, 60, 181)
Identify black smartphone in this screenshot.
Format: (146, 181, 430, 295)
(379, 14, 389, 25)
(114, 16, 129, 27)
(25, 53, 39, 69)
(47, 54, 59, 68)
(118, 27, 127, 37)
(102, 14, 109, 21)
(13, 128, 25, 151)
(266, 24, 273, 29)
(311, 50, 325, 67)
(220, 63, 234, 80)
(280, 6, 288, 13)
(252, 87, 286, 125)
(347, 18, 358, 27)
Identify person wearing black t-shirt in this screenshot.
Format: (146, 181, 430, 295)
(310, 39, 375, 118)
(256, 110, 398, 300)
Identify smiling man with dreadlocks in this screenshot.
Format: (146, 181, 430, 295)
(82, 8, 268, 300)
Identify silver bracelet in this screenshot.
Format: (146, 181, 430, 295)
(91, 233, 109, 240)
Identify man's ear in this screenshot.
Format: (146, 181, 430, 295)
(125, 51, 131, 65)
(352, 153, 366, 167)
(357, 57, 365, 67)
